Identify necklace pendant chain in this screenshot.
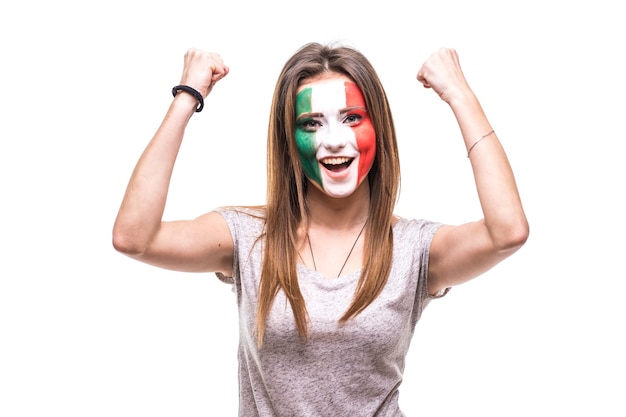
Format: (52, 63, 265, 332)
(307, 219, 368, 278)
(306, 233, 317, 271)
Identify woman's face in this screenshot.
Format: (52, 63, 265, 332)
(295, 74, 376, 198)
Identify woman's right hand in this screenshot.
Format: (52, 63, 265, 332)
(179, 48, 230, 97)
(112, 48, 234, 274)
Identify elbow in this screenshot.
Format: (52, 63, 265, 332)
(492, 217, 530, 253)
(507, 222, 530, 251)
(112, 225, 147, 257)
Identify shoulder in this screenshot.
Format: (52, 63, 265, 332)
(393, 215, 442, 247)
(214, 206, 266, 226)
(213, 206, 267, 246)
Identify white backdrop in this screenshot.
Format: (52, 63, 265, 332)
(1, 0, 624, 416)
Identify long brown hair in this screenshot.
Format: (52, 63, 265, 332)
(257, 42, 401, 345)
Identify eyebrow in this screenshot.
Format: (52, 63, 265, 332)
(296, 112, 323, 122)
(340, 106, 367, 115)
(296, 106, 367, 122)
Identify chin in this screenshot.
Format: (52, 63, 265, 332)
(325, 189, 356, 199)
(320, 180, 363, 199)
(319, 169, 361, 198)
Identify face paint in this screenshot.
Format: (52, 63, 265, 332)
(295, 88, 324, 187)
(344, 82, 376, 184)
(295, 76, 376, 198)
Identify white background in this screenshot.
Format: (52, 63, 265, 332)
(1, 0, 624, 416)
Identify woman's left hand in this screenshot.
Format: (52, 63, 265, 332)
(417, 47, 473, 104)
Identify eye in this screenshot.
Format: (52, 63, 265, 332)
(299, 119, 322, 132)
(343, 114, 363, 126)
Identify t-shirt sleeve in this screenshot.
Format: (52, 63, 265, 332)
(419, 222, 450, 301)
(212, 207, 239, 286)
(406, 219, 449, 325)
(428, 286, 451, 299)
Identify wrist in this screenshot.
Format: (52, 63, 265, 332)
(172, 85, 204, 112)
(172, 90, 197, 109)
(445, 87, 478, 109)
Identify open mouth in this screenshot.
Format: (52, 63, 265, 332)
(320, 157, 354, 172)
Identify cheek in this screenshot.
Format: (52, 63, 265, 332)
(295, 130, 317, 159)
(355, 121, 376, 179)
(295, 130, 323, 186)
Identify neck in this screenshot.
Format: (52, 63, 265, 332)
(304, 180, 370, 230)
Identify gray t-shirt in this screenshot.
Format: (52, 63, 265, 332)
(215, 207, 445, 417)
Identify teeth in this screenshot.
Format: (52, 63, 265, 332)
(321, 157, 350, 165)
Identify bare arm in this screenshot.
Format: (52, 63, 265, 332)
(112, 49, 233, 275)
(417, 48, 529, 295)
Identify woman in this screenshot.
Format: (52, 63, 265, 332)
(113, 42, 528, 416)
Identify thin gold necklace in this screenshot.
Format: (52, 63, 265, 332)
(306, 218, 368, 278)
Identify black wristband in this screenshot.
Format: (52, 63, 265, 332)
(172, 85, 204, 112)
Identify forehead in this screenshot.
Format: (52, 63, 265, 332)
(296, 73, 365, 111)
(297, 73, 357, 95)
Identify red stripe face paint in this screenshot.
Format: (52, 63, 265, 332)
(295, 75, 376, 198)
(344, 82, 376, 184)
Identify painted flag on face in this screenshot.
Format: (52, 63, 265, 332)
(295, 79, 376, 196)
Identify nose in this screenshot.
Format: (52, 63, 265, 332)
(320, 125, 347, 151)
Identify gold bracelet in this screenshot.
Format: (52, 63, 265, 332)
(467, 129, 495, 158)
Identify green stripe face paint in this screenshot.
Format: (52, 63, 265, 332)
(295, 87, 324, 187)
